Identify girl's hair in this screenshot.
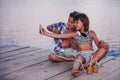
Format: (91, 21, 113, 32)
(74, 13, 89, 32)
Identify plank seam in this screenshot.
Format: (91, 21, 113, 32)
(0, 46, 30, 54)
(45, 67, 72, 80)
(0, 48, 40, 59)
(99, 67, 120, 80)
(0, 60, 49, 77)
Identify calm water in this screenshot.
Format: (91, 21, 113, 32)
(0, 0, 120, 57)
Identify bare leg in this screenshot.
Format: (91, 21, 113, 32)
(80, 42, 109, 69)
(92, 43, 109, 63)
(80, 63, 89, 70)
(71, 55, 85, 77)
(49, 53, 75, 62)
(73, 55, 85, 69)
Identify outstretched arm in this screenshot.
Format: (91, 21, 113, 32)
(39, 28, 76, 39)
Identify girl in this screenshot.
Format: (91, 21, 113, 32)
(40, 12, 109, 77)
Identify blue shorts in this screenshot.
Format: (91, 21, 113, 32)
(58, 48, 78, 57)
(78, 50, 94, 62)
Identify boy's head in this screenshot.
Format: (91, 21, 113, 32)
(67, 11, 79, 29)
(74, 13, 89, 32)
(47, 11, 80, 33)
(70, 11, 80, 20)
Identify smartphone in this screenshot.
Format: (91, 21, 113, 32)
(39, 24, 43, 35)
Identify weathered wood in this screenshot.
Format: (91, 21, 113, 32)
(0, 47, 39, 59)
(1, 61, 73, 80)
(0, 45, 119, 80)
(0, 55, 49, 77)
(45, 69, 85, 80)
(72, 57, 120, 80)
(101, 68, 120, 80)
(0, 47, 49, 63)
(0, 49, 41, 68)
(45, 56, 115, 80)
(0, 50, 51, 76)
(0, 45, 11, 48)
(0, 45, 30, 54)
(100, 57, 120, 80)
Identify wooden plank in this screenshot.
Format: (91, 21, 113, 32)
(0, 45, 11, 48)
(72, 57, 120, 80)
(0, 55, 49, 77)
(45, 69, 85, 80)
(46, 56, 116, 80)
(100, 57, 120, 80)
(0, 45, 16, 48)
(0, 47, 40, 59)
(1, 61, 73, 80)
(101, 68, 120, 80)
(0, 49, 51, 69)
(0, 45, 30, 54)
(0, 49, 41, 68)
(0, 45, 118, 80)
(0, 50, 52, 76)
(99, 56, 115, 65)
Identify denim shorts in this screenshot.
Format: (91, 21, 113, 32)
(78, 50, 94, 62)
(58, 48, 78, 57)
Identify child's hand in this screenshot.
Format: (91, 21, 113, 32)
(99, 40, 109, 49)
(39, 27, 46, 35)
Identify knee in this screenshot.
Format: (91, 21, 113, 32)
(101, 42, 110, 51)
(103, 42, 109, 52)
(76, 55, 85, 62)
(49, 53, 56, 61)
(106, 43, 109, 50)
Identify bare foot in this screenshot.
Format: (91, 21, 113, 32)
(71, 69, 79, 77)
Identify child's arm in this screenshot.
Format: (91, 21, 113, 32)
(40, 28, 76, 39)
(47, 25, 59, 34)
(60, 38, 78, 50)
(69, 38, 78, 50)
(91, 31, 100, 48)
(91, 30, 109, 49)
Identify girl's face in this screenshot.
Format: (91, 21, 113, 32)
(67, 16, 75, 29)
(75, 19, 84, 31)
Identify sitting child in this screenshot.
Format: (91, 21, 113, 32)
(46, 11, 79, 62)
(40, 12, 109, 77)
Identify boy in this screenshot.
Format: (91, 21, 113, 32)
(47, 11, 79, 62)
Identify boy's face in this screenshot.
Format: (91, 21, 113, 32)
(67, 16, 75, 29)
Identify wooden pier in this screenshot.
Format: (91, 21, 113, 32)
(0, 45, 120, 80)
